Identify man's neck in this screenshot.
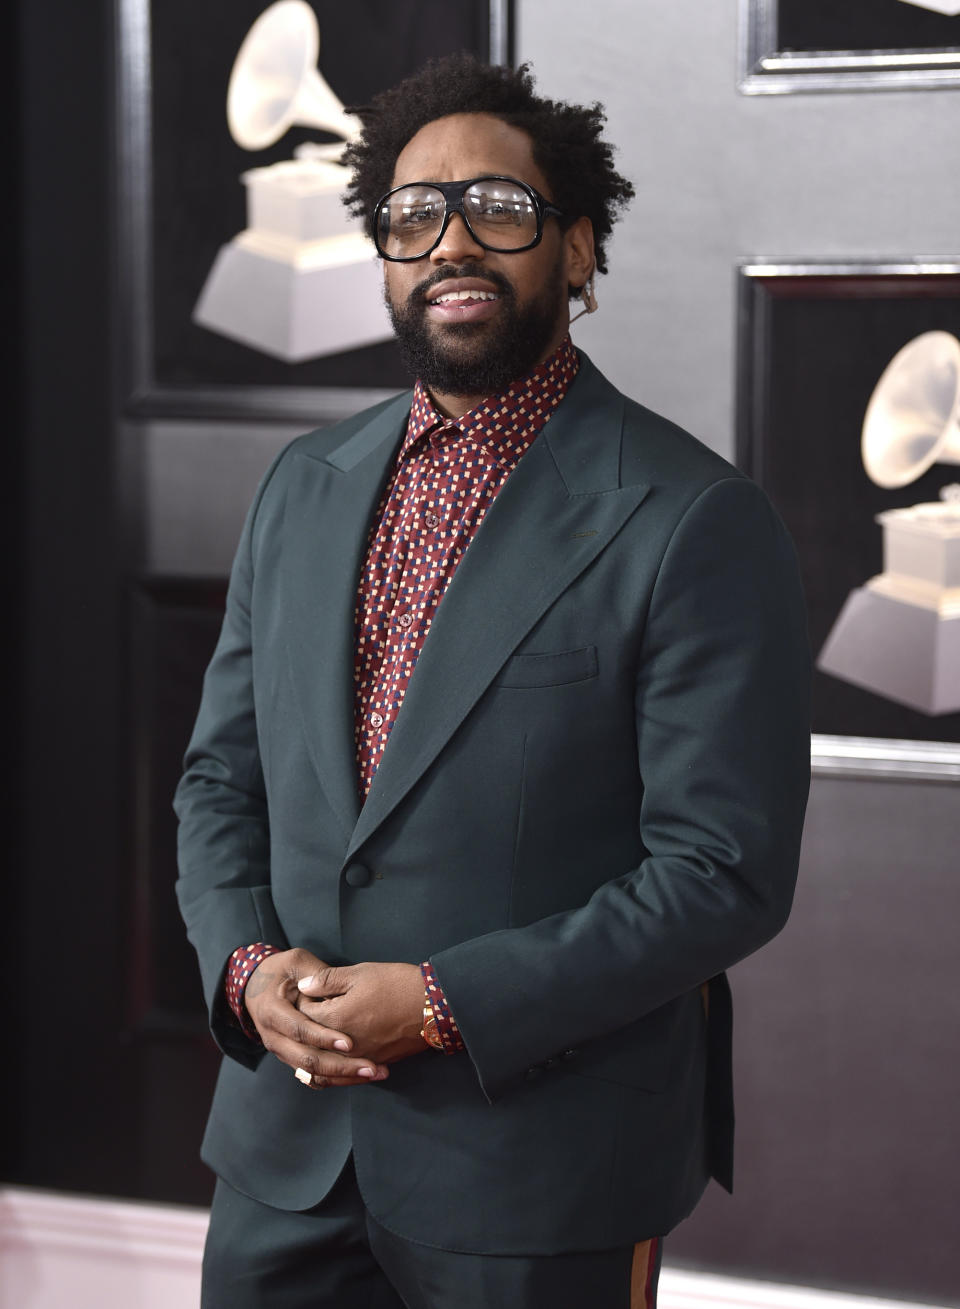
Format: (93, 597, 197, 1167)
(425, 324, 572, 420)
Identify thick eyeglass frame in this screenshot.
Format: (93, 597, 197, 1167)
(373, 175, 568, 262)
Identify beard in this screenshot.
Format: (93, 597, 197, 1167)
(385, 258, 568, 399)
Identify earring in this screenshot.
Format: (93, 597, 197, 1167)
(569, 273, 598, 324)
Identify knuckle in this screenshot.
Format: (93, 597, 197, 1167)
(291, 1020, 314, 1047)
(314, 1055, 348, 1079)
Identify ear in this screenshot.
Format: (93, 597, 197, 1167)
(562, 216, 595, 294)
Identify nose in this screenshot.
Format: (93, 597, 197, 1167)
(430, 211, 485, 265)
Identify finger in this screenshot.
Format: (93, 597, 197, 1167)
(288, 1058, 389, 1087)
(294, 1067, 372, 1090)
(263, 1032, 389, 1084)
(296, 964, 346, 999)
(279, 1048, 388, 1084)
(293, 1076, 365, 1090)
(256, 998, 353, 1053)
(295, 998, 354, 1050)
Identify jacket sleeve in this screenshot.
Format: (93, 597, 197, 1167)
(173, 449, 292, 1068)
(430, 476, 812, 1102)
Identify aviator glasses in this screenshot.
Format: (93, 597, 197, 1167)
(374, 175, 568, 262)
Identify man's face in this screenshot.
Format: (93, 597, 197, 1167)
(381, 113, 591, 405)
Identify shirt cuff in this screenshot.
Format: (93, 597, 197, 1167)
(420, 959, 465, 1054)
(226, 943, 281, 1040)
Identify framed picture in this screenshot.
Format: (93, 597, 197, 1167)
(116, 0, 513, 423)
(737, 260, 960, 780)
(739, 0, 960, 94)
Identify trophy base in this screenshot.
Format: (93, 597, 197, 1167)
(193, 233, 392, 362)
(817, 586, 960, 715)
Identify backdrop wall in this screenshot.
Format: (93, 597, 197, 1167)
(12, 2, 959, 1305)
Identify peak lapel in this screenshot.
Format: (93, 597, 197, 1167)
(281, 394, 410, 840)
(346, 357, 650, 861)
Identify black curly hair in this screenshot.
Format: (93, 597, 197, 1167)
(342, 54, 634, 278)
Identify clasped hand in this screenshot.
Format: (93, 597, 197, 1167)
(244, 948, 427, 1088)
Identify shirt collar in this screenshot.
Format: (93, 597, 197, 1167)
(402, 334, 580, 471)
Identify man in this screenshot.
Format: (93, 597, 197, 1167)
(175, 54, 810, 1309)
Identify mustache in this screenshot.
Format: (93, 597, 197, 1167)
(407, 265, 515, 308)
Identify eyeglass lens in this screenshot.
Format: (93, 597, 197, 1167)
(377, 179, 539, 258)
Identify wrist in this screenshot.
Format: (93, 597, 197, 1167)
(225, 943, 280, 1038)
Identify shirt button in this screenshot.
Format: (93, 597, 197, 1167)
(370, 712, 384, 729)
(424, 512, 440, 530)
(397, 613, 414, 630)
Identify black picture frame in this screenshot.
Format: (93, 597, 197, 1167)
(116, 0, 514, 424)
(737, 260, 960, 781)
(739, 0, 960, 94)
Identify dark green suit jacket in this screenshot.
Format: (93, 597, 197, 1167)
(174, 353, 810, 1254)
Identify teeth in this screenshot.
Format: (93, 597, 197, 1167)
(433, 289, 498, 304)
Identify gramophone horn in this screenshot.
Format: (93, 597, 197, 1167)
(861, 330, 960, 489)
(227, 0, 360, 152)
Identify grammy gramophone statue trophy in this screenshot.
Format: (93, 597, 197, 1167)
(193, 0, 392, 362)
(817, 331, 960, 715)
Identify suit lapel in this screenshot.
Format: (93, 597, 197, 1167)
(280, 394, 411, 840)
(345, 356, 649, 861)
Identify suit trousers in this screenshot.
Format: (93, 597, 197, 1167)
(201, 1156, 662, 1309)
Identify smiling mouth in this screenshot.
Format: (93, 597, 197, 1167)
(422, 280, 504, 324)
(430, 289, 500, 306)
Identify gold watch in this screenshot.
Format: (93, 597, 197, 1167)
(420, 998, 444, 1050)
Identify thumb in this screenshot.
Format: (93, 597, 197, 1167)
(297, 963, 341, 997)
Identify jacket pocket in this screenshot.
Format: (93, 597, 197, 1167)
(495, 645, 598, 689)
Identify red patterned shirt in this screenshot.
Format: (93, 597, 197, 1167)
(226, 335, 580, 1044)
(354, 335, 579, 796)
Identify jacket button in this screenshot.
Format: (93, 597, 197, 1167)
(344, 864, 373, 888)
